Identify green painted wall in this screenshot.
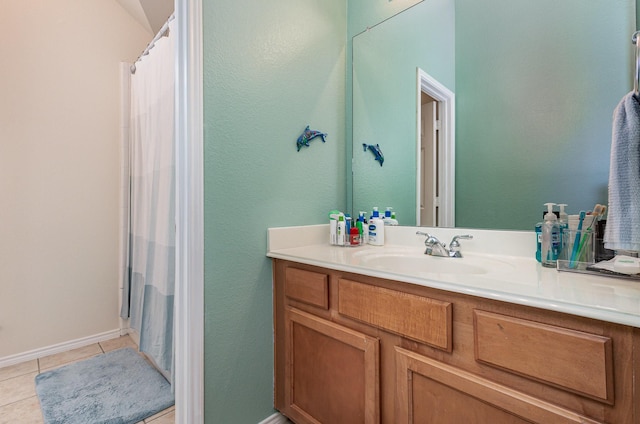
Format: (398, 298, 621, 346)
(346, 0, 424, 215)
(202, 0, 346, 421)
(351, 0, 455, 223)
(455, 0, 634, 229)
(347, 0, 422, 37)
(347, 1, 635, 230)
(199, 1, 637, 421)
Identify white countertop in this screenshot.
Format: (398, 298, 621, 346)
(267, 224, 640, 328)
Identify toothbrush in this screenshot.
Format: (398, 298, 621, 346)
(575, 205, 606, 263)
(569, 211, 586, 268)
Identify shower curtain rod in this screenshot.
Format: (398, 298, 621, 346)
(130, 13, 175, 74)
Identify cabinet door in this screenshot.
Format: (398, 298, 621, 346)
(394, 347, 602, 424)
(284, 308, 380, 424)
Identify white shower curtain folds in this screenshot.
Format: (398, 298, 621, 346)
(122, 19, 176, 382)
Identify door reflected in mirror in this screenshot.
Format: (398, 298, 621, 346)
(417, 69, 455, 227)
(421, 91, 439, 226)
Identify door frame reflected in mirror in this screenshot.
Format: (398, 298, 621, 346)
(416, 68, 455, 227)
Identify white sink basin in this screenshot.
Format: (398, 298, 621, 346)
(352, 248, 514, 277)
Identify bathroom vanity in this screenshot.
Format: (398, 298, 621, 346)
(268, 225, 640, 424)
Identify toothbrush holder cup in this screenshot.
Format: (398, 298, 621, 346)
(559, 227, 596, 268)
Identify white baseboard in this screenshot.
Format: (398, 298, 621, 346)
(258, 412, 290, 424)
(0, 328, 122, 368)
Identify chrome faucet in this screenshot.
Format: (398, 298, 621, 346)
(416, 232, 473, 258)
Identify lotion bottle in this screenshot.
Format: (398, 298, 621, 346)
(558, 204, 569, 229)
(383, 207, 399, 226)
(368, 207, 385, 246)
(541, 203, 560, 267)
(557, 203, 569, 252)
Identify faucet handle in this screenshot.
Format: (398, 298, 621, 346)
(449, 234, 473, 256)
(450, 234, 473, 245)
(416, 231, 442, 246)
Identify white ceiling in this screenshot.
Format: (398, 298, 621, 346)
(116, 0, 174, 34)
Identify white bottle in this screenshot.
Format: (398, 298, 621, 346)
(337, 214, 346, 246)
(541, 203, 560, 267)
(368, 207, 385, 246)
(329, 216, 338, 245)
(383, 207, 399, 226)
(557, 203, 569, 230)
(362, 222, 369, 244)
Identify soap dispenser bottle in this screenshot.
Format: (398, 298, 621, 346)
(557, 204, 568, 224)
(541, 203, 560, 267)
(557, 203, 569, 250)
(557, 204, 569, 230)
(369, 207, 385, 246)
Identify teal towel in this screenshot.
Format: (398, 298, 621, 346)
(605, 92, 640, 251)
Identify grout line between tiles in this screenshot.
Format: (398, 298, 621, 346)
(0, 395, 38, 409)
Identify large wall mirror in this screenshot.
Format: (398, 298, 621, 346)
(351, 0, 635, 230)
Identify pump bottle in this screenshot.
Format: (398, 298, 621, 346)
(557, 203, 569, 251)
(557, 204, 569, 230)
(383, 207, 399, 226)
(541, 203, 560, 267)
(368, 207, 385, 246)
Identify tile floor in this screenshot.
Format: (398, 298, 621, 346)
(0, 335, 175, 424)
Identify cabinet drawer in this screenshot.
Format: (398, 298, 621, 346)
(338, 279, 452, 351)
(474, 310, 614, 403)
(284, 267, 329, 309)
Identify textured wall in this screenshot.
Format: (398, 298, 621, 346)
(202, 0, 346, 421)
(201, 1, 636, 420)
(455, 0, 634, 229)
(347, 0, 635, 230)
(346, 0, 424, 215)
(0, 0, 151, 358)
(351, 0, 455, 224)
(347, 0, 423, 38)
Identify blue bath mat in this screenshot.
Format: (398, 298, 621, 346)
(35, 347, 174, 424)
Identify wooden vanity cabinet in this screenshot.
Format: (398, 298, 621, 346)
(275, 265, 380, 424)
(273, 259, 640, 424)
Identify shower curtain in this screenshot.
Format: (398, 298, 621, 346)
(121, 19, 175, 381)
